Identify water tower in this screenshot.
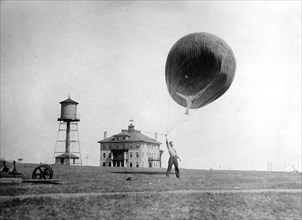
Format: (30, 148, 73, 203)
(53, 96, 82, 165)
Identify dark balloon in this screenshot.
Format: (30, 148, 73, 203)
(165, 32, 236, 114)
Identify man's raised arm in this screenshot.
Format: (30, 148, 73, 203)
(165, 135, 169, 148)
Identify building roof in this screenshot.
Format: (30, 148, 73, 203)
(98, 124, 161, 145)
(60, 97, 78, 105)
(55, 153, 80, 159)
(114, 131, 131, 137)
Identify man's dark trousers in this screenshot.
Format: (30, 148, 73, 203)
(166, 156, 180, 178)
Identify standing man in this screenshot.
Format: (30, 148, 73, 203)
(165, 135, 181, 178)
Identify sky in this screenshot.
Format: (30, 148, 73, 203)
(1, 1, 301, 171)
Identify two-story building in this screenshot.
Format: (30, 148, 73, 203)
(97, 124, 164, 168)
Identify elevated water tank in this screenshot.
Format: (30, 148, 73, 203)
(59, 97, 79, 121)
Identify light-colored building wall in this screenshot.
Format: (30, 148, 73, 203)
(141, 144, 149, 168)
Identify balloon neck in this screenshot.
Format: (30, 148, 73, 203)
(176, 92, 194, 115)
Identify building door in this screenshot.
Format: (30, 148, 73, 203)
(149, 162, 152, 168)
(61, 158, 64, 165)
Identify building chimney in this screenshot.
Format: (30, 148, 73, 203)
(104, 131, 107, 139)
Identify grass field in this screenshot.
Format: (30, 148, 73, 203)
(0, 163, 301, 219)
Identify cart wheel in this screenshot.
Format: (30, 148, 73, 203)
(32, 164, 53, 179)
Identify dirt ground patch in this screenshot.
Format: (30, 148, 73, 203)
(1, 188, 301, 201)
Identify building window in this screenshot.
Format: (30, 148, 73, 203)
(109, 162, 111, 167)
(109, 153, 111, 158)
(136, 152, 139, 158)
(102, 162, 106, 167)
(130, 162, 132, 167)
(130, 152, 132, 158)
(136, 162, 139, 167)
(103, 153, 106, 158)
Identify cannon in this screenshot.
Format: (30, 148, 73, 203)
(0, 161, 22, 178)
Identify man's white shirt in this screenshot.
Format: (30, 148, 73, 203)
(168, 145, 178, 157)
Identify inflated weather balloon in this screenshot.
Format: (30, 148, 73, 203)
(165, 32, 236, 114)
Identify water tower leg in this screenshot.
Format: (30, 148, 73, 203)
(75, 122, 82, 166)
(65, 121, 71, 165)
